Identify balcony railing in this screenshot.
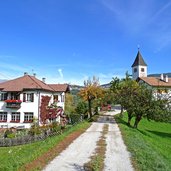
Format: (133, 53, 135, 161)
(5, 100, 22, 108)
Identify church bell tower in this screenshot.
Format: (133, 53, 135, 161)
(132, 50, 147, 80)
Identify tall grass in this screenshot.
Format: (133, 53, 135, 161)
(115, 114, 171, 171)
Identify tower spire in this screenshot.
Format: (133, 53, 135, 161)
(132, 50, 147, 80)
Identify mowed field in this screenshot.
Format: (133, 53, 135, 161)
(115, 114, 171, 171)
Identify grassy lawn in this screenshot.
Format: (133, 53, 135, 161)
(115, 114, 171, 171)
(0, 121, 90, 171)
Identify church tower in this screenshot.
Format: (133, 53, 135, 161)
(132, 50, 147, 80)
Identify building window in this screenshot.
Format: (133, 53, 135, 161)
(61, 95, 65, 102)
(0, 93, 7, 101)
(11, 92, 20, 100)
(24, 112, 34, 122)
(23, 93, 34, 102)
(141, 68, 145, 72)
(53, 95, 58, 102)
(134, 68, 137, 72)
(0, 112, 7, 122)
(11, 112, 20, 122)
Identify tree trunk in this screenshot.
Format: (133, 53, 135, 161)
(119, 106, 124, 118)
(134, 114, 142, 128)
(88, 99, 92, 117)
(127, 112, 132, 126)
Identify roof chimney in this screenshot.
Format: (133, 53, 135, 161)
(165, 75, 168, 83)
(24, 72, 28, 76)
(160, 74, 164, 81)
(33, 73, 36, 77)
(42, 77, 46, 83)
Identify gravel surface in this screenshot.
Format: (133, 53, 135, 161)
(43, 108, 134, 171)
(103, 112, 134, 171)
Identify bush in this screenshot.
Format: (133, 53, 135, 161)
(75, 101, 88, 114)
(4, 129, 15, 138)
(50, 122, 61, 133)
(29, 120, 41, 136)
(7, 133, 15, 138)
(69, 114, 82, 124)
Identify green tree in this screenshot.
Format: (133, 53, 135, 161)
(75, 100, 88, 115)
(65, 93, 75, 116)
(110, 74, 139, 122)
(111, 76, 171, 128)
(110, 73, 171, 128)
(132, 85, 171, 128)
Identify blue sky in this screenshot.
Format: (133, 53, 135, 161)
(0, 0, 171, 85)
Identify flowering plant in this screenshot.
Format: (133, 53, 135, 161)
(10, 120, 20, 123)
(5, 99, 22, 103)
(23, 120, 33, 123)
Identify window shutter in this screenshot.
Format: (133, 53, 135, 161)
(31, 93, 34, 102)
(4, 93, 7, 100)
(23, 93, 26, 102)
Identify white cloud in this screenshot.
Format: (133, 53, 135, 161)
(58, 68, 63, 78)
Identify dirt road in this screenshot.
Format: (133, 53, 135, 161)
(43, 110, 134, 171)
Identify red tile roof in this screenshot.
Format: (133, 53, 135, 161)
(0, 75, 53, 92)
(138, 77, 171, 87)
(48, 84, 69, 92)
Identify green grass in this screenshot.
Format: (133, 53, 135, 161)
(0, 121, 90, 171)
(115, 114, 171, 171)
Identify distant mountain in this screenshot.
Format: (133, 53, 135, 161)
(100, 83, 111, 89)
(148, 73, 171, 78)
(69, 84, 85, 95)
(69, 84, 84, 90)
(0, 79, 7, 83)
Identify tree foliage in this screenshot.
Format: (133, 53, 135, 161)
(110, 74, 171, 128)
(75, 100, 88, 115)
(65, 93, 75, 116)
(79, 76, 104, 117)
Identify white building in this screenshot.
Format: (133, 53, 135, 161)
(0, 74, 69, 129)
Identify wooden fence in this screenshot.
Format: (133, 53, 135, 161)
(0, 115, 83, 147)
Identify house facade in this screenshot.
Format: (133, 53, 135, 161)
(132, 50, 171, 98)
(0, 74, 69, 129)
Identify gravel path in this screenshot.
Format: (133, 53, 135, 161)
(43, 109, 134, 171)
(103, 112, 133, 171)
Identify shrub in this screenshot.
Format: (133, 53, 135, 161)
(69, 114, 82, 124)
(7, 133, 15, 138)
(29, 120, 41, 136)
(4, 129, 15, 138)
(50, 122, 61, 133)
(75, 101, 88, 114)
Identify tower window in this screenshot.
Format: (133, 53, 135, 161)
(134, 68, 137, 72)
(141, 68, 145, 72)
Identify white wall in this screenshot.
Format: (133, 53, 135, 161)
(132, 65, 147, 80)
(0, 90, 53, 128)
(53, 92, 65, 109)
(0, 90, 66, 128)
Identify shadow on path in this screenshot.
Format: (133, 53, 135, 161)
(97, 115, 115, 124)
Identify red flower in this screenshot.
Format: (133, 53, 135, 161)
(10, 120, 20, 123)
(5, 100, 22, 103)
